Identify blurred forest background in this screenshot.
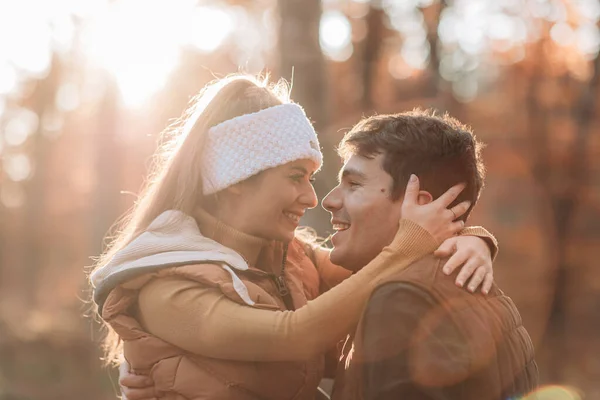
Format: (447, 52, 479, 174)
(1, 0, 599, 398)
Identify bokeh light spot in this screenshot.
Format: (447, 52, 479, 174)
(320, 10, 353, 61)
(4, 109, 39, 147)
(4, 153, 33, 182)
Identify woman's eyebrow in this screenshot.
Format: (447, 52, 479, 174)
(290, 166, 308, 174)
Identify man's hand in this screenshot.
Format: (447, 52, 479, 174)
(119, 361, 155, 400)
(435, 236, 493, 295)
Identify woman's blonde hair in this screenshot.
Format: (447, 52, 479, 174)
(90, 74, 291, 365)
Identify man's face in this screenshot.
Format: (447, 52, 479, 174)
(322, 153, 404, 272)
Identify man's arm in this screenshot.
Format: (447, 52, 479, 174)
(358, 282, 471, 400)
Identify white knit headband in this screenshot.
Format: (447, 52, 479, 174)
(201, 103, 323, 195)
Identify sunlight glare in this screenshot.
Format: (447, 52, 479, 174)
(576, 0, 600, 22)
(56, 83, 80, 112)
(401, 36, 430, 70)
(4, 109, 39, 147)
(83, 0, 192, 107)
(522, 385, 582, 400)
(0, 63, 18, 95)
(320, 11, 353, 61)
(452, 77, 478, 103)
(187, 7, 234, 53)
(0, 0, 52, 77)
(576, 23, 600, 59)
(4, 153, 32, 182)
(0, 97, 5, 121)
(488, 14, 515, 41)
(551, 22, 575, 46)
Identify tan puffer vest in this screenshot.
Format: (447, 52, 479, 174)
(102, 238, 324, 400)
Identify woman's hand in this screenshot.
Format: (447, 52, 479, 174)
(400, 174, 471, 243)
(119, 361, 155, 400)
(435, 235, 494, 294)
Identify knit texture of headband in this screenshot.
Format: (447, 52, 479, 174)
(201, 103, 323, 195)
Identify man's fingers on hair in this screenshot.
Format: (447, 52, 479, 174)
(403, 174, 420, 204)
(450, 200, 471, 220)
(455, 258, 480, 287)
(467, 266, 488, 293)
(434, 238, 457, 261)
(438, 182, 466, 207)
(482, 272, 494, 295)
(121, 387, 156, 400)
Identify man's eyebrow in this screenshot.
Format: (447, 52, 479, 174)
(338, 167, 367, 182)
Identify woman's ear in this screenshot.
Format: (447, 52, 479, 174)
(225, 182, 243, 195)
(417, 190, 433, 205)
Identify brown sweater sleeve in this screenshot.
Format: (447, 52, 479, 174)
(459, 226, 499, 260)
(312, 225, 499, 292)
(137, 219, 438, 362)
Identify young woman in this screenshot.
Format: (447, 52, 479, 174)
(91, 74, 497, 400)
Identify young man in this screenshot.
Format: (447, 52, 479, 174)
(324, 109, 538, 399)
(116, 109, 509, 400)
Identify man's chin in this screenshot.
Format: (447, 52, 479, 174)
(329, 249, 359, 272)
(329, 248, 344, 267)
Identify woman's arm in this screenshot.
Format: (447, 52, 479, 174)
(138, 177, 471, 362)
(313, 226, 498, 292)
(138, 219, 438, 362)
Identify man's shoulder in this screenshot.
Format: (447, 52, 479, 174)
(382, 253, 446, 289)
(366, 280, 438, 323)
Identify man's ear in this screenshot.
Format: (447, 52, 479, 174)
(417, 190, 433, 205)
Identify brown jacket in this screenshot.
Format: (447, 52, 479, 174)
(102, 237, 325, 400)
(332, 254, 538, 400)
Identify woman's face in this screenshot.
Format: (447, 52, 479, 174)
(233, 159, 319, 242)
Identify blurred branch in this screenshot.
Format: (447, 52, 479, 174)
(424, 0, 447, 97)
(361, 3, 385, 110)
(278, 0, 329, 129)
(23, 55, 62, 309)
(92, 76, 122, 256)
(570, 49, 600, 192)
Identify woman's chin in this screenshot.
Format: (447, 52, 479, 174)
(259, 228, 295, 243)
(280, 230, 296, 243)
(276, 226, 297, 243)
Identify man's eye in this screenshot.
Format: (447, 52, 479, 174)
(309, 176, 316, 183)
(348, 181, 361, 188)
(290, 175, 304, 182)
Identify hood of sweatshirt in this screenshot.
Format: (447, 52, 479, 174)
(91, 210, 251, 313)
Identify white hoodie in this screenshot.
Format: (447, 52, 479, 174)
(91, 210, 255, 313)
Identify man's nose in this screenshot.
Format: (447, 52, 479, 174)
(322, 186, 341, 212)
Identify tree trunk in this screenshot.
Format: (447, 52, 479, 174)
(278, 0, 328, 129)
(278, 0, 337, 235)
(91, 75, 122, 255)
(361, 4, 385, 110)
(22, 55, 62, 309)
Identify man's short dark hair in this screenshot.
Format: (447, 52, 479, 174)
(338, 109, 485, 221)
